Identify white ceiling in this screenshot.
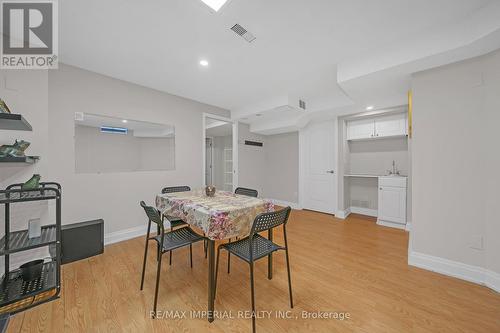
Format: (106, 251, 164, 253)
(60, 0, 497, 133)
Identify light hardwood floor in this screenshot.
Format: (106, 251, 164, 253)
(7, 210, 500, 332)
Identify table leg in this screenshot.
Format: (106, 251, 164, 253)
(268, 229, 273, 280)
(207, 239, 215, 322)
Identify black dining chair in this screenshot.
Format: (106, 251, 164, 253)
(235, 187, 258, 198)
(214, 206, 293, 333)
(139, 201, 204, 315)
(160, 186, 191, 264)
(227, 187, 259, 273)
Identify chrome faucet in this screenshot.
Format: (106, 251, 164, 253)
(388, 160, 400, 175)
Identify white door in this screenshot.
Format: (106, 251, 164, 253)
(378, 186, 406, 224)
(346, 118, 375, 140)
(374, 113, 407, 138)
(300, 121, 337, 214)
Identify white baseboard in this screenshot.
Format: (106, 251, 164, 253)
(269, 199, 302, 210)
(104, 225, 147, 246)
(350, 206, 377, 217)
(335, 208, 351, 219)
(377, 219, 406, 230)
(409, 251, 500, 293)
(405, 222, 411, 232)
(484, 270, 500, 293)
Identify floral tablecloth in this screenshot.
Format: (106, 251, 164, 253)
(156, 189, 274, 240)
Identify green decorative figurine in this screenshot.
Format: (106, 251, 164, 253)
(0, 140, 30, 157)
(0, 99, 12, 114)
(22, 174, 41, 190)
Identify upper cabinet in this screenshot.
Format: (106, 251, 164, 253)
(346, 112, 407, 141)
(374, 113, 408, 138)
(346, 117, 376, 140)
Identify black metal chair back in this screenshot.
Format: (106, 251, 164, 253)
(247, 207, 292, 262)
(250, 206, 291, 236)
(140, 201, 164, 234)
(162, 186, 191, 194)
(235, 187, 258, 197)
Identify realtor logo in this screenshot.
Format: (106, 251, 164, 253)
(1, 0, 58, 69)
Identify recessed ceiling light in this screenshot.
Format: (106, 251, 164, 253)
(122, 119, 128, 123)
(366, 106, 374, 110)
(200, 0, 229, 12)
(199, 60, 209, 67)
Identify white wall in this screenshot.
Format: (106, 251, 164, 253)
(237, 124, 299, 204)
(263, 132, 299, 204)
(237, 123, 266, 195)
(138, 136, 176, 171)
(0, 69, 50, 270)
(47, 64, 229, 239)
(348, 138, 408, 175)
(75, 125, 175, 173)
(338, 120, 350, 211)
(410, 48, 500, 290)
(0, 70, 48, 187)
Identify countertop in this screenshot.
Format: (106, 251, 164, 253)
(344, 174, 407, 178)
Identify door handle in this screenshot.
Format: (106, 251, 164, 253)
(326, 170, 335, 174)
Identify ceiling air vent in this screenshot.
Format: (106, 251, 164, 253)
(231, 24, 256, 43)
(100, 126, 128, 135)
(299, 100, 306, 110)
(245, 140, 263, 147)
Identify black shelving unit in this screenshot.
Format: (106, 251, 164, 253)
(0, 182, 61, 314)
(0, 156, 39, 164)
(0, 114, 32, 131)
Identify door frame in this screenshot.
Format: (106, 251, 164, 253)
(205, 136, 214, 186)
(298, 118, 338, 214)
(202, 113, 238, 191)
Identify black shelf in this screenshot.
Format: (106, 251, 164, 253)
(0, 187, 59, 204)
(0, 114, 32, 131)
(0, 156, 39, 164)
(0, 225, 57, 255)
(0, 261, 57, 308)
(0, 181, 61, 314)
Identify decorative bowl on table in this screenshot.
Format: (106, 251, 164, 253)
(205, 185, 216, 197)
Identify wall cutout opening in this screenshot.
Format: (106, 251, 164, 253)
(74, 113, 175, 173)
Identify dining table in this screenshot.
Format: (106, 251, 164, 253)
(155, 189, 275, 322)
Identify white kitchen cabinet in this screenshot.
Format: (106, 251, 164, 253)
(346, 112, 407, 140)
(346, 118, 375, 140)
(377, 176, 407, 228)
(374, 113, 407, 138)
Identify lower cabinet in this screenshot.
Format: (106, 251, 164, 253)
(377, 176, 407, 227)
